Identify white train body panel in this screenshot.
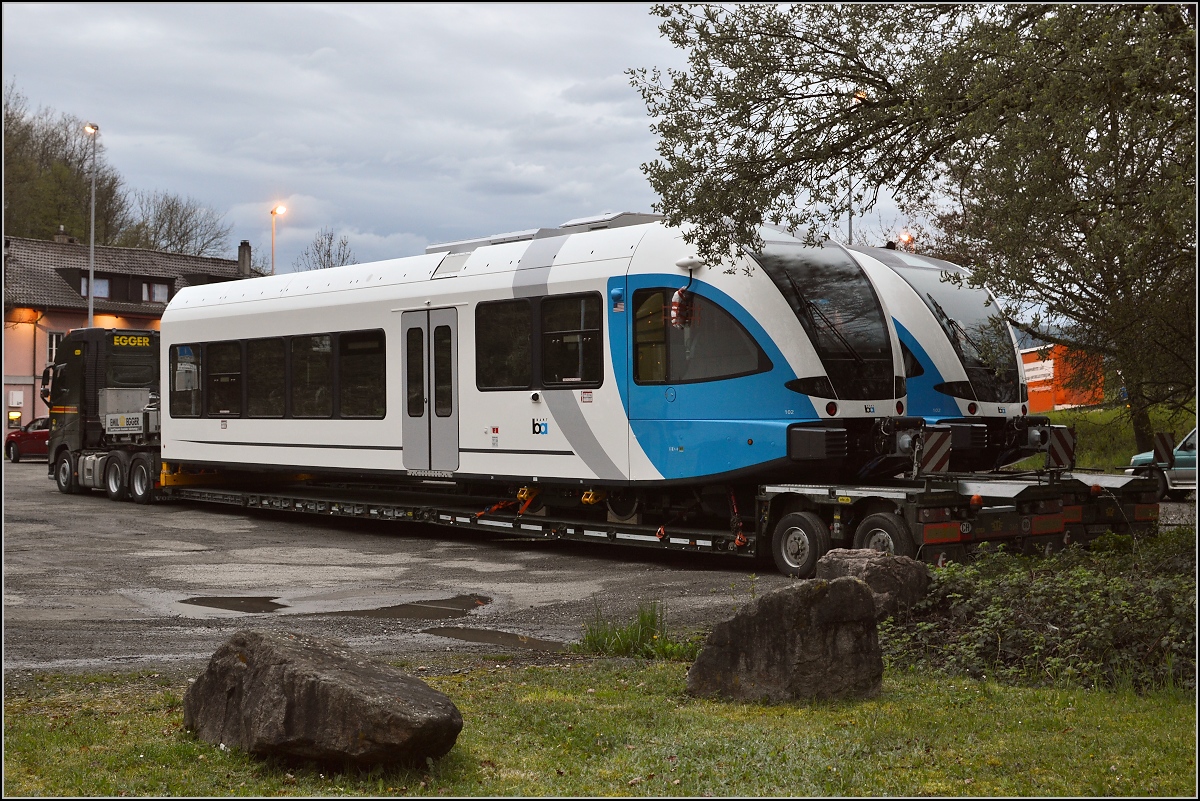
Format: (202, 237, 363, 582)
(160, 221, 912, 487)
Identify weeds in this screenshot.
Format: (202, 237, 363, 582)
(571, 600, 704, 661)
(880, 525, 1197, 691)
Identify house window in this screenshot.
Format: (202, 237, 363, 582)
(143, 282, 169, 303)
(81, 276, 110, 299)
(47, 332, 64, 366)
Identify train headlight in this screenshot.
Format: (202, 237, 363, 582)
(826, 402, 838, 416)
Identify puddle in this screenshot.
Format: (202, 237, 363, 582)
(323, 594, 491, 620)
(174, 593, 491, 619)
(422, 626, 566, 652)
(180, 596, 289, 613)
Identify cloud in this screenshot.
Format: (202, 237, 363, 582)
(2, 3, 683, 268)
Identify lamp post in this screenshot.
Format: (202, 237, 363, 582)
(84, 123, 99, 326)
(847, 90, 867, 245)
(270, 204, 287, 275)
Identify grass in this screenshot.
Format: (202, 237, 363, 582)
(4, 662, 1195, 796)
(571, 600, 705, 661)
(1007, 405, 1196, 473)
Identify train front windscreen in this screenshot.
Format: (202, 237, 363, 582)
(885, 256, 1020, 404)
(752, 243, 895, 400)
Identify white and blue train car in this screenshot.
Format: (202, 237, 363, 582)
(158, 214, 921, 512)
(847, 245, 1051, 470)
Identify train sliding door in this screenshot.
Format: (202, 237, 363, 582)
(401, 309, 459, 472)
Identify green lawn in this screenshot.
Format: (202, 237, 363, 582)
(1008, 405, 1196, 473)
(4, 660, 1195, 797)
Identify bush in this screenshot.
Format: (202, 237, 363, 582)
(880, 526, 1196, 691)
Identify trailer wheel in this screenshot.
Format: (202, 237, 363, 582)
(129, 454, 155, 505)
(853, 512, 916, 558)
(6, 442, 19, 463)
(104, 455, 129, 502)
(1148, 467, 1170, 502)
(771, 511, 830, 578)
(54, 450, 81, 494)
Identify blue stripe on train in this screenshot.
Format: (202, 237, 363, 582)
(608, 274, 816, 480)
(892, 319, 952, 420)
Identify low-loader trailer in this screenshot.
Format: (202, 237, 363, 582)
(43, 328, 1160, 576)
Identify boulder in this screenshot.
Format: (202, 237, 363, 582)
(183, 630, 462, 767)
(815, 548, 931, 620)
(685, 576, 882, 703)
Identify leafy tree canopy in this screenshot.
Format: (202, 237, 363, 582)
(629, 3, 1196, 447)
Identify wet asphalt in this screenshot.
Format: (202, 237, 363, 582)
(3, 460, 1194, 678)
(2, 460, 783, 676)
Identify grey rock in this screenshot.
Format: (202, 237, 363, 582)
(183, 630, 462, 766)
(685, 576, 882, 703)
(815, 548, 931, 619)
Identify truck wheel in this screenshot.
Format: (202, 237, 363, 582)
(853, 512, 916, 558)
(771, 511, 830, 578)
(54, 451, 80, 494)
(104, 456, 129, 502)
(6, 442, 19, 463)
(129, 454, 155, 505)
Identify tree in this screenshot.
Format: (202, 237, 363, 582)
(629, 4, 1196, 450)
(4, 81, 233, 259)
(3, 81, 129, 244)
(293, 227, 357, 271)
(115, 189, 232, 257)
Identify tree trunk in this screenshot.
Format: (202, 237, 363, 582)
(1124, 376, 1155, 454)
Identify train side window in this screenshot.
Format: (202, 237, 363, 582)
(406, 327, 425, 417)
(541, 293, 602, 387)
(633, 288, 770, 384)
(633, 290, 667, 383)
(339, 330, 386, 418)
(169, 344, 202, 417)
(433, 325, 453, 417)
(476, 299, 532, 390)
(291, 335, 333, 418)
(669, 293, 769, 382)
(899, 340, 925, 379)
(205, 341, 243, 416)
(247, 338, 285, 417)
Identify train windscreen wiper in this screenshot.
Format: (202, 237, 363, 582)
(926, 293, 987, 363)
(783, 270, 866, 366)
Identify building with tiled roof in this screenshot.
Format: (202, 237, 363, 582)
(3, 231, 254, 428)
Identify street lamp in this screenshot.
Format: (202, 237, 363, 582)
(270, 204, 287, 275)
(847, 91, 867, 245)
(84, 123, 99, 326)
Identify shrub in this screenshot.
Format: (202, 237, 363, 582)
(880, 526, 1196, 691)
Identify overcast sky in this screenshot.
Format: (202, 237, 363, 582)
(3, 3, 696, 271)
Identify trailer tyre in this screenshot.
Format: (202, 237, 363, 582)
(853, 512, 916, 558)
(104, 455, 129, 502)
(771, 511, 830, 578)
(1149, 467, 1170, 502)
(130, 454, 155, 505)
(55, 450, 82, 495)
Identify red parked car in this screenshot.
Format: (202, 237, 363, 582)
(5, 417, 49, 463)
